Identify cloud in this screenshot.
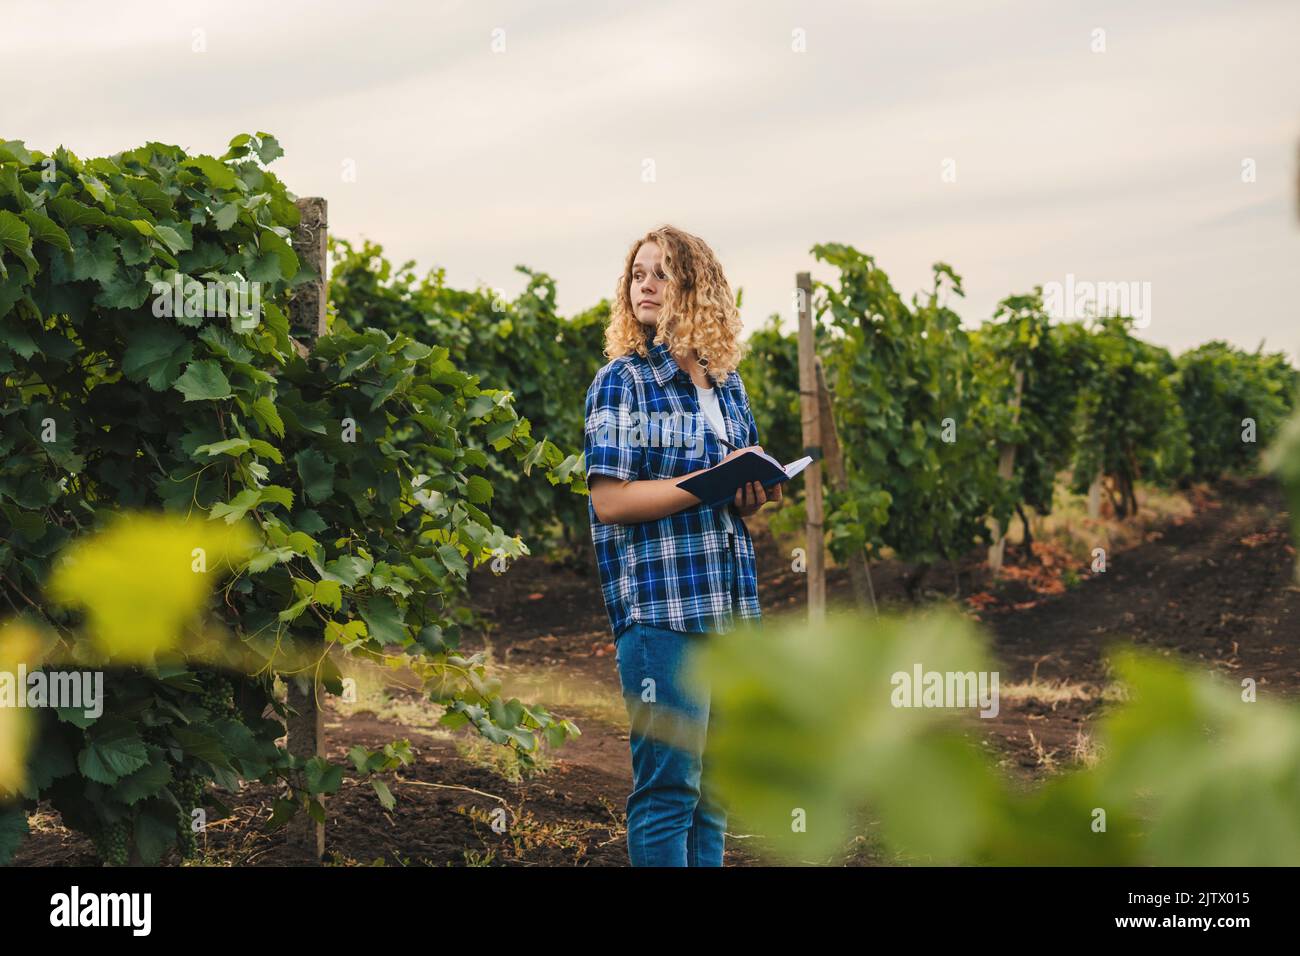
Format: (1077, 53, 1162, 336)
(1, 0, 1296, 359)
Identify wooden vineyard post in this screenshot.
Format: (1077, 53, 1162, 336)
(1087, 468, 1104, 520)
(796, 272, 826, 624)
(285, 196, 328, 861)
(815, 358, 877, 615)
(987, 366, 1024, 572)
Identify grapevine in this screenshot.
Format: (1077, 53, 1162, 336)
(0, 132, 583, 866)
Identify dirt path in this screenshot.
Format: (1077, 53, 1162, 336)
(990, 479, 1298, 689)
(14, 477, 1297, 866)
(975, 478, 1299, 772)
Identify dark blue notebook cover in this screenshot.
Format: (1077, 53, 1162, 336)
(675, 451, 811, 508)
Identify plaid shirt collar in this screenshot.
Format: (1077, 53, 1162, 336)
(641, 327, 733, 390)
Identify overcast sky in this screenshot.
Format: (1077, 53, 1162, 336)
(3, 0, 1297, 358)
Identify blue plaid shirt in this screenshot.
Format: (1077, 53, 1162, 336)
(584, 335, 763, 637)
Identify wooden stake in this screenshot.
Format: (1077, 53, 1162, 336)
(796, 272, 825, 624)
(1087, 467, 1104, 520)
(285, 196, 328, 862)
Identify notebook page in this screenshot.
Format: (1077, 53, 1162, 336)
(782, 456, 814, 479)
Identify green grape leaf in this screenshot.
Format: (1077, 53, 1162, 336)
(174, 359, 233, 402)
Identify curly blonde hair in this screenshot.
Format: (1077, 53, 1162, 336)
(605, 225, 746, 380)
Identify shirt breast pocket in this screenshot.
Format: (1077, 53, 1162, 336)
(642, 408, 707, 478)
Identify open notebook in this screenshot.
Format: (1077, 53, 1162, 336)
(676, 450, 814, 508)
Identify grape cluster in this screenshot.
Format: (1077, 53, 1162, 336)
(197, 671, 236, 718)
(195, 670, 253, 729)
(174, 770, 207, 859)
(93, 820, 130, 867)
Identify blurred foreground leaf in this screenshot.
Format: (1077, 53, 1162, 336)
(691, 610, 1300, 865)
(0, 619, 42, 793)
(46, 513, 255, 662)
(686, 610, 1001, 862)
(1095, 651, 1300, 865)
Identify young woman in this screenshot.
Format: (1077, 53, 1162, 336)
(583, 225, 780, 867)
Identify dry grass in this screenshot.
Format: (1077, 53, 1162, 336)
(1026, 729, 1058, 771)
(459, 801, 623, 865)
(454, 734, 554, 784)
(1004, 476, 1197, 566)
(494, 663, 628, 728)
(1072, 729, 1103, 768)
(998, 677, 1127, 706)
(328, 662, 453, 737)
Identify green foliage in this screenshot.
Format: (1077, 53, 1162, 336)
(738, 313, 801, 463)
(1069, 316, 1191, 516)
(328, 239, 596, 549)
(788, 248, 1293, 574)
(813, 244, 999, 565)
(0, 133, 579, 865)
(692, 610, 1300, 865)
(1177, 341, 1297, 481)
(973, 290, 1091, 516)
(738, 312, 806, 541)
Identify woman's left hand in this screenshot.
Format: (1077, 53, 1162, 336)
(732, 480, 781, 517)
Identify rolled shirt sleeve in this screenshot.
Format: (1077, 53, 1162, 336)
(584, 364, 643, 483)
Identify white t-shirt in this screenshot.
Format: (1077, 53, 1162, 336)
(695, 384, 735, 532)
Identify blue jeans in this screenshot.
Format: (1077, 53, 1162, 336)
(614, 621, 727, 867)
